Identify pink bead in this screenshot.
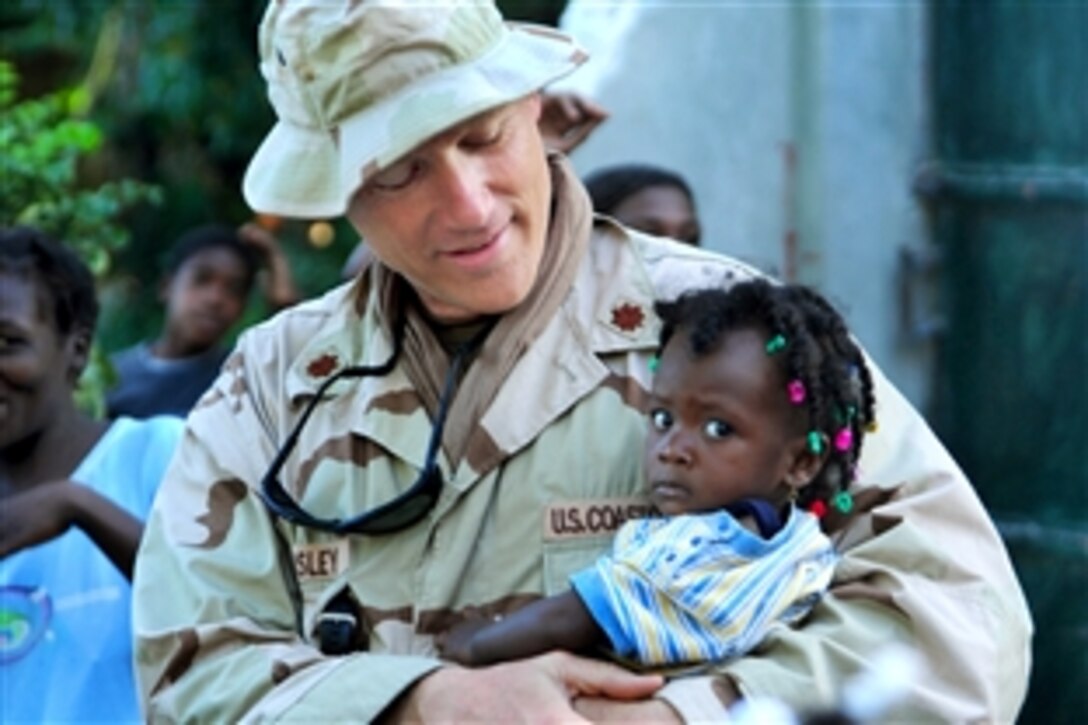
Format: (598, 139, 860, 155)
(834, 427, 854, 451)
(788, 380, 806, 405)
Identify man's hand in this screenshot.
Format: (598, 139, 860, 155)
(384, 651, 663, 722)
(574, 696, 683, 723)
(539, 92, 609, 154)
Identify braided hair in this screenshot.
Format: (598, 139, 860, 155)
(654, 278, 877, 513)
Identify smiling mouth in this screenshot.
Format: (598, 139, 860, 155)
(442, 222, 509, 263)
(448, 240, 494, 257)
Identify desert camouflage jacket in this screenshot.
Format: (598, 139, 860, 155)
(133, 221, 1032, 723)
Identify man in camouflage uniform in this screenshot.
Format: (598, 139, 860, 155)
(132, 1, 1032, 722)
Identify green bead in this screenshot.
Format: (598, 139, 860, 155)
(807, 431, 824, 454)
(765, 334, 787, 354)
(832, 491, 854, 513)
(648, 356, 659, 373)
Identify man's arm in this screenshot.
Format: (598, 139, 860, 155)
(439, 590, 604, 665)
(382, 652, 666, 723)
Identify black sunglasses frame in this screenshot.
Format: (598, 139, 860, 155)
(259, 318, 488, 536)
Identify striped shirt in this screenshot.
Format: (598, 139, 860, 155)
(570, 505, 836, 665)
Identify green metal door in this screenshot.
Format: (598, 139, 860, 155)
(923, 2, 1087, 722)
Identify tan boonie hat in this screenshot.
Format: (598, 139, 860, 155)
(243, 0, 587, 219)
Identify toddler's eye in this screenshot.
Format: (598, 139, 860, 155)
(649, 408, 672, 431)
(704, 419, 732, 439)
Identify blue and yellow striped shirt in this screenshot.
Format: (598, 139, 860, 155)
(570, 505, 836, 665)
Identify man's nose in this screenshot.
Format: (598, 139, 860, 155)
(435, 154, 494, 228)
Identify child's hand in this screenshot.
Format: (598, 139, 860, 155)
(435, 615, 497, 666)
(236, 221, 284, 262)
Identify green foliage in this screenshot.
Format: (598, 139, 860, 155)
(0, 58, 161, 413)
(0, 60, 161, 273)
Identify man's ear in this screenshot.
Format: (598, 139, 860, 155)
(66, 327, 92, 384)
(783, 433, 829, 491)
(527, 91, 544, 122)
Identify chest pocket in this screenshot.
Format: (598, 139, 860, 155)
(540, 497, 653, 595)
(542, 537, 613, 595)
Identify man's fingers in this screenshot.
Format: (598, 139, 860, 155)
(575, 697, 682, 724)
(546, 652, 665, 699)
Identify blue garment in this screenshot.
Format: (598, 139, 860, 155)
(107, 342, 229, 419)
(570, 505, 837, 665)
(1, 416, 183, 724)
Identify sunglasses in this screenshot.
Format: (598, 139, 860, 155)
(259, 318, 491, 535)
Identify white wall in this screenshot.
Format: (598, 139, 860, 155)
(554, 0, 936, 410)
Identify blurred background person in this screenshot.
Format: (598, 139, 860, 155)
(584, 163, 701, 246)
(106, 222, 299, 419)
(0, 226, 183, 724)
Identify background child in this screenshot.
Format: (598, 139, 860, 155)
(106, 222, 298, 419)
(584, 163, 702, 247)
(439, 278, 876, 667)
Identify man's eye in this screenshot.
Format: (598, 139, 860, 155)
(371, 159, 421, 190)
(649, 408, 672, 431)
(462, 130, 500, 149)
(704, 419, 732, 439)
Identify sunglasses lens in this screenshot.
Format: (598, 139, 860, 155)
(357, 467, 444, 534)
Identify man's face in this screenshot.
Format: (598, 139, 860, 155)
(643, 327, 807, 516)
(346, 95, 551, 323)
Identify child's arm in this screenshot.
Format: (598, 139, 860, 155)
(439, 590, 605, 666)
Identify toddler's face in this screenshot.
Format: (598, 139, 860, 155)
(643, 327, 806, 516)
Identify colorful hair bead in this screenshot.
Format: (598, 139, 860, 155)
(765, 334, 787, 355)
(834, 426, 854, 452)
(648, 356, 659, 373)
(808, 500, 828, 518)
(832, 491, 854, 514)
(788, 380, 807, 405)
(807, 431, 824, 454)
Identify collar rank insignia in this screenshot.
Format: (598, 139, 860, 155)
(610, 302, 646, 333)
(306, 352, 340, 379)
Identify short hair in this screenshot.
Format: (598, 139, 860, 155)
(0, 225, 99, 335)
(655, 278, 877, 508)
(164, 224, 259, 291)
(583, 163, 696, 216)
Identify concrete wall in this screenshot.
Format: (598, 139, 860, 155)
(554, 1, 936, 410)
